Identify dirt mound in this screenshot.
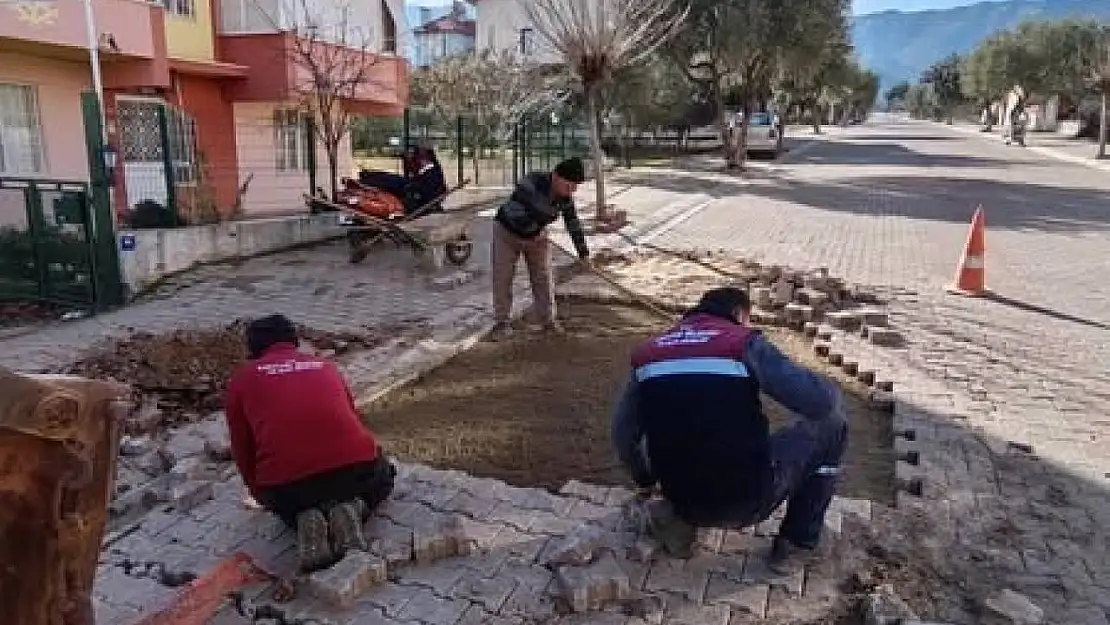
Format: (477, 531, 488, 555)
(64, 320, 406, 430)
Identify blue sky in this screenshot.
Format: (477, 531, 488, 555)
(853, 0, 980, 14)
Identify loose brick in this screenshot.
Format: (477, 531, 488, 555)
(412, 512, 467, 563)
(857, 308, 889, 327)
(750, 286, 773, 308)
(169, 480, 214, 513)
(825, 310, 862, 331)
(554, 552, 632, 612)
(544, 525, 604, 566)
(796, 288, 829, 306)
(867, 326, 903, 347)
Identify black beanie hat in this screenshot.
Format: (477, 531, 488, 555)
(246, 314, 299, 359)
(554, 157, 586, 183)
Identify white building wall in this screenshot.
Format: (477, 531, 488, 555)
(473, 0, 558, 63)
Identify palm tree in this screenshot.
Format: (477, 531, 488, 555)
(523, 0, 688, 220)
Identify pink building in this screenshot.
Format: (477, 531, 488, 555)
(0, 0, 410, 223)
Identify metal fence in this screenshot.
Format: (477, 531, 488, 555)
(352, 107, 592, 187)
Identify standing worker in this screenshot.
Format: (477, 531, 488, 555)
(491, 157, 591, 338)
(611, 287, 848, 570)
(225, 314, 396, 573)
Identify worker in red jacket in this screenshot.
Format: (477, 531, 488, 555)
(224, 314, 395, 573)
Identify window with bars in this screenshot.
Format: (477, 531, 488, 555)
(0, 83, 45, 176)
(274, 109, 310, 172)
(164, 0, 195, 18)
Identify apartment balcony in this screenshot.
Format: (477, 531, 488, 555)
(0, 0, 169, 88)
(218, 32, 409, 115)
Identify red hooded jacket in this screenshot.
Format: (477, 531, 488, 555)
(224, 344, 378, 494)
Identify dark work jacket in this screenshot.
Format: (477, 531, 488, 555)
(628, 314, 771, 525)
(494, 172, 589, 258)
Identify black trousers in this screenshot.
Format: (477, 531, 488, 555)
(255, 454, 396, 528)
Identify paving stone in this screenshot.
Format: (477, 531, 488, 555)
(662, 599, 731, 625)
(560, 479, 614, 505)
(120, 435, 154, 457)
(451, 572, 518, 613)
(395, 586, 471, 625)
(544, 525, 605, 566)
(456, 604, 525, 625)
(412, 512, 479, 562)
(866, 326, 903, 347)
(554, 552, 632, 613)
(500, 578, 558, 619)
(442, 490, 500, 520)
(168, 479, 214, 513)
(985, 589, 1045, 624)
(643, 557, 711, 603)
(361, 581, 423, 618)
(396, 560, 471, 595)
(703, 574, 768, 617)
(740, 550, 804, 595)
(366, 515, 415, 567)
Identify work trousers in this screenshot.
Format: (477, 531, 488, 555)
(629, 414, 848, 549)
(255, 454, 396, 528)
(491, 221, 555, 324)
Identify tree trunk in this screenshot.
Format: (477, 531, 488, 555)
(713, 80, 739, 169)
(1099, 92, 1108, 160)
(0, 369, 129, 625)
(585, 86, 608, 220)
(326, 143, 340, 203)
(736, 98, 752, 172)
(811, 101, 822, 134)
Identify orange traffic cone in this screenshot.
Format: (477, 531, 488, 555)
(948, 205, 988, 297)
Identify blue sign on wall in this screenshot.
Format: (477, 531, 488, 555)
(120, 234, 136, 252)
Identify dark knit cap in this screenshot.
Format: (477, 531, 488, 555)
(553, 157, 586, 183)
(246, 314, 299, 359)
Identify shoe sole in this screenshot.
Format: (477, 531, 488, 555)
(297, 510, 334, 573)
(328, 501, 369, 556)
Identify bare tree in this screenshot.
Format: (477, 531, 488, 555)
(411, 49, 569, 180)
(522, 0, 688, 220)
(264, 0, 392, 200)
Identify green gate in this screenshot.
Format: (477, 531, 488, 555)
(0, 92, 123, 313)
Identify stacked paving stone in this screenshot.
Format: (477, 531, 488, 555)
(593, 251, 906, 351)
(95, 461, 876, 624)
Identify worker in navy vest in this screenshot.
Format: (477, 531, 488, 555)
(611, 287, 848, 570)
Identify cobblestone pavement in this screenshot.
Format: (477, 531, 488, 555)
(96, 456, 874, 625)
(0, 203, 563, 378)
(609, 119, 1110, 623)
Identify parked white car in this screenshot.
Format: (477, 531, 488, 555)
(730, 111, 784, 158)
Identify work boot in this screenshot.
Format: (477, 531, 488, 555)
(295, 509, 333, 573)
(489, 321, 513, 341)
(327, 500, 370, 556)
(767, 534, 816, 575)
(645, 499, 695, 558)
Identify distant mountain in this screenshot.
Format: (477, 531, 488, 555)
(852, 0, 1110, 91)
